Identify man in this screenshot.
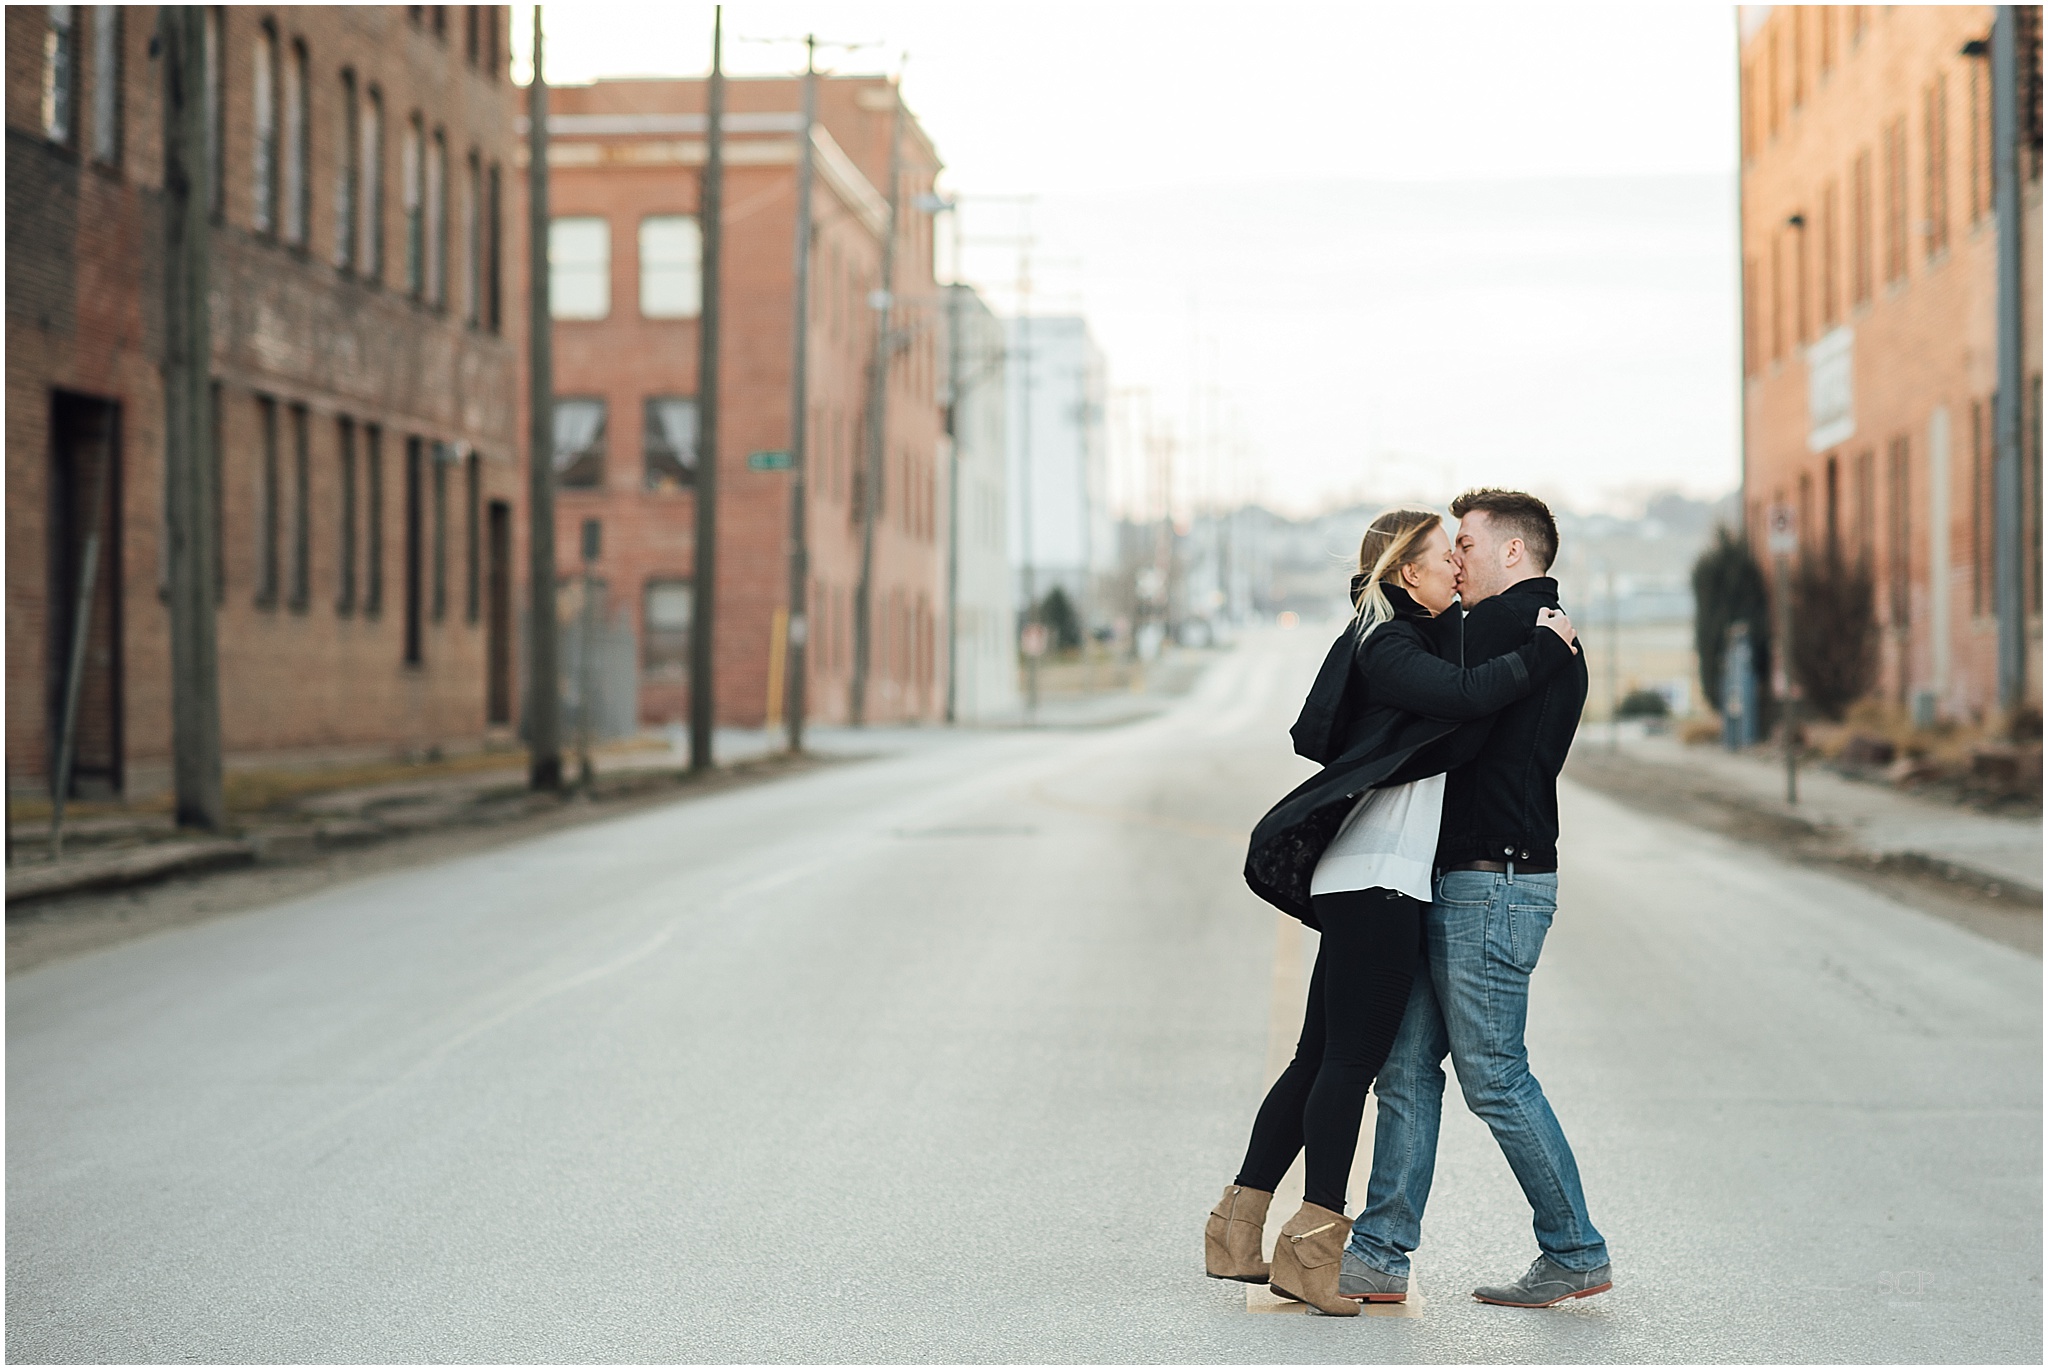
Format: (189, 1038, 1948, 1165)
(1337, 488, 1613, 1309)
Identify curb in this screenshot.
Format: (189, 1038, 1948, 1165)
(7, 839, 257, 905)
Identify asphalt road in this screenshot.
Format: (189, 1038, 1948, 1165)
(9, 627, 2040, 1363)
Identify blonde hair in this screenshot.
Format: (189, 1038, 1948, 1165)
(1352, 507, 1443, 638)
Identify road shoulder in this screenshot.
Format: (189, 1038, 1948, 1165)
(1565, 742, 2042, 956)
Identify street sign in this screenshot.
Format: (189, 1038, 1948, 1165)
(1767, 504, 1798, 557)
(746, 450, 793, 471)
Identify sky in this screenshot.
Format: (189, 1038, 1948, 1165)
(513, 3, 1743, 517)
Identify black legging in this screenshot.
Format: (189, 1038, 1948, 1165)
(1234, 886, 1426, 1214)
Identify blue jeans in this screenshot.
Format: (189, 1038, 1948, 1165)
(1347, 868, 1608, 1276)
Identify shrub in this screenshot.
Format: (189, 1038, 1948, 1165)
(1692, 526, 1773, 718)
(1789, 552, 1878, 720)
(1617, 688, 1670, 719)
(1039, 586, 1083, 653)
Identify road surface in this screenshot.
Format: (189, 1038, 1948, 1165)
(9, 627, 2039, 1362)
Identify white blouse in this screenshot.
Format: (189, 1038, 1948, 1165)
(1307, 774, 1445, 904)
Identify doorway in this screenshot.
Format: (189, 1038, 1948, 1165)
(486, 500, 512, 723)
(46, 392, 124, 798)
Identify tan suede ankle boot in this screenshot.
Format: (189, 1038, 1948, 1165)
(1203, 1184, 1272, 1283)
(1266, 1201, 1359, 1315)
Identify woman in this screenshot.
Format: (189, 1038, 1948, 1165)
(1207, 506, 1578, 1315)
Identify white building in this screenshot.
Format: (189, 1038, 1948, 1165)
(1006, 315, 1113, 634)
(946, 286, 1018, 721)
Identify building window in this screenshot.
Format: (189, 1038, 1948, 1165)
(2033, 374, 2044, 615)
(553, 398, 606, 488)
(1793, 214, 1809, 344)
(1887, 435, 1911, 626)
(428, 128, 447, 307)
(403, 114, 424, 297)
(464, 150, 482, 326)
(1767, 28, 1781, 140)
(644, 397, 698, 489)
(1883, 116, 1908, 284)
(465, 451, 481, 623)
(1970, 60, 1990, 222)
(643, 579, 693, 678)
(1854, 448, 1876, 567)
(1790, 7, 1805, 111)
(203, 7, 222, 214)
(89, 6, 119, 165)
(431, 443, 449, 621)
(486, 163, 502, 332)
(338, 416, 358, 615)
(482, 5, 498, 79)
(365, 424, 384, 616)
(1769, 234, 1784, 362)
(43, 5, 76, 144)
(1820, 180, 1839, 327)
(1742, 257, 1757, 375)
(282, 39, 309, 246)
(210, 381, 225, 602)
(550, 216, 610, 319)
(360, 88, 385, 280)
(1972, 399, 1991, 616)
(288, 403, 310, 611)
(1923, 76, 1950, 259)
(639, 214, 702, 318)
(464, 4, 478, 64)
(335, 71, 358, 268)
(1852, 149, 1873, 304)
(252, 24, 279, 233)
(404, 437, 424, 663)
(257, 396, 280, 608)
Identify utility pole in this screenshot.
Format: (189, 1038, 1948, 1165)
(525, 5, 562, 792)
(691, 6, 724, 768)
(850, 78, 903, 726)
(782, 35, 816, 753)
(1990, 6, 2027, 716)
(1768, 503, 1799, 803)
(160, 7, 224, 831)
(1017, 247, 1040, 717)
(942, 205, 962, 723)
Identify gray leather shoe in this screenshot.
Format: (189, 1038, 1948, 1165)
(1336, 1251, 1408, 1303)
(1472, 1255, 1613, 1307)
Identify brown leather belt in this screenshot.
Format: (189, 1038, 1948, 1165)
(1445, 859, 1557, 875)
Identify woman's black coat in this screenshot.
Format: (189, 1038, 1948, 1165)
(1242, 583, 1574, 928)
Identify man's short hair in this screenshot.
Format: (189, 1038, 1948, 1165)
(1451, 488, 1559, 571)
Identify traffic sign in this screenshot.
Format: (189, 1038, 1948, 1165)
(1767, 504, 1797, 557)
(746, 450, 793, 471)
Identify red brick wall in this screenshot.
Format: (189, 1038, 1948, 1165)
(7, 6, 523, 795)
(518, 74, 948, 729)
(1741, 4, 2042, 721)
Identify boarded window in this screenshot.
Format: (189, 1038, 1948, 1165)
(338, 416, 357, 615)
(89, 6, 118, 165)
(643, 579, 692, 678)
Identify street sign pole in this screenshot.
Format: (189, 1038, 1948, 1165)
(1768, 504, 1799, 804)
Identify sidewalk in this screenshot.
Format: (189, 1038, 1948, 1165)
(1585, 728, 2042, 897)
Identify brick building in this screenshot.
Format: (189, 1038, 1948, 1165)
(519, 74, 948, 730)
(7, 5, 523, 799)
(1739, 5, 2042, 723)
